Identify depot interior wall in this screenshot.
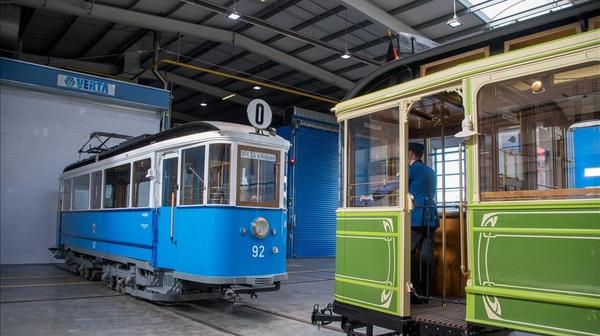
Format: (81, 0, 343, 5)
(0, 85, 160, 264)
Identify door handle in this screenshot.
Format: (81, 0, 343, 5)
(170, 191, 176, 243)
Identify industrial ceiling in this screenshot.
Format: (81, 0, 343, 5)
(1, 0, 586, 124)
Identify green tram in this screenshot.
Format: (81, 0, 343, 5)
(312, 4, 599, 336)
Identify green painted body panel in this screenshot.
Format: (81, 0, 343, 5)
(466, 205, 600, 336)
(335, 211, 404, 316)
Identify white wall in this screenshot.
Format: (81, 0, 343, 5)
(0, 85, 160, 264)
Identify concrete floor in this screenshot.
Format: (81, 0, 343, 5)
(1, 259, 340, 336)
(1, 260, 535, 336)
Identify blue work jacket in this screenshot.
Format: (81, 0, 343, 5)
(372, 160, 438, 228)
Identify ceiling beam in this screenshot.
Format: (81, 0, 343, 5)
(15, 0, 354, 90)
(75, 0, 142, 58)
(44, 15, 78, 55)
(340, 0, 439, 48)
(181, 0, 379, 66)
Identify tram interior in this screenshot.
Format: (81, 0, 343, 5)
(403, 61, 599, 327)
(405, 90, 468, 329)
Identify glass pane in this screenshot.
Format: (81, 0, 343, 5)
(181, 146, 205, 205)
(478, 62, 600, 200)
(104, 163, 130, 208)
(161, 157, 178, 207)
(132, 158, 151, 207)
(208, 144, 231, 204)
(72, 174, 90, 210)
(90, 171, 102, 209)
(238, 147, 279, 206)
(62, 178, 72, 211)
(347, 107, 400, 207)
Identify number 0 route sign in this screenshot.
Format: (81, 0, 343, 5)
(246, 99, 272, 130)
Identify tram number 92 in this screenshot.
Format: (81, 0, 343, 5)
(252, 245, 265, 258)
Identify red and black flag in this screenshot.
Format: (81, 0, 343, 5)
(385, 30, 399, 63)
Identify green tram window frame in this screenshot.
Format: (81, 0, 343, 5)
(477, 61, 600, 201)
(345, 107, 401, 208)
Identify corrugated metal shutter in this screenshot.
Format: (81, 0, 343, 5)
(291, 126, 338, 257)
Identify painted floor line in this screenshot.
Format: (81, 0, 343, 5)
(0, 275, 75, 280)
(0, 281, 97, 288)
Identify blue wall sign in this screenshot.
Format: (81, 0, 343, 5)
(0, 57, 169, 110)
(57, 74, 116, 96)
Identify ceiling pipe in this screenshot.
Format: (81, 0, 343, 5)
(132, 59, 340, 105)
(11, 0, 356, 90)
(139, 71, 285, 116)
(180, 0, 380, 67)
(152, 31, 168, 90)
(340, 0, 439, 49)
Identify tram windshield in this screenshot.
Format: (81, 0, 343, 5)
(478, 61, 600, 200)
(346, 107, 400, 207)
(237, 146, 280, 207)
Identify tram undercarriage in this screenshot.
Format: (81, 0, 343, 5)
(51, 247, 281, 302)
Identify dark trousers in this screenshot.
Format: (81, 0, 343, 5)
(411, 227, 435, 298)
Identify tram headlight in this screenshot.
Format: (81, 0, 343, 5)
(251, 217, 270, 239)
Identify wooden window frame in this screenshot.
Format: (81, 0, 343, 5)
(504, 23, 581, 52)
(236, 145, 280, 208)
(420, 47, 490, 77)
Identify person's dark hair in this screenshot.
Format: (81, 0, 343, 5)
(408, 142, 424, 158)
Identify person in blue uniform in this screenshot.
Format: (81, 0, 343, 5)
(360, 142, 438, 302)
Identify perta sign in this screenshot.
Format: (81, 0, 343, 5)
(57, 74, 116, 96)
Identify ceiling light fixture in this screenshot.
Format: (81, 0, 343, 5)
(222, 93, 237, 100)
(447, 0, 463, 27)
(341, 9, 351, 60)
(200, 102, 207, 107)
(253, 85, 262, 90)
(228, 0, 240, 20)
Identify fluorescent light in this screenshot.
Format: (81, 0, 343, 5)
(228, 11, 240, 20)
(447, 15, 463, 27)
(200, 102, 207, 107)
(253, 85, 261, 90)
(340, 51, 351, 59)
(222, 93, 237, 100)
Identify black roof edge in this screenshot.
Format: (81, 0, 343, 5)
(63, 122, 219, 173)
(345, 1, 600, 100)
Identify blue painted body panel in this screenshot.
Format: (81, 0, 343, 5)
(60, 206, 286, 278)
(61, 209, 155, 262)
(172, 206, 286, 276)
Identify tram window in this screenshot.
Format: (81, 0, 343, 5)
(181, 146, 205, 205)
(346, 107, 400, 207)
(90, 171, 102, 209)
(72, 174, 90, 210)
(427, 137, 466, 211)
(478, 62, 600, 200)
(104, 163, 131, 208)
(62, 178, 72, 211)
(132, 158, 151, 207)
(161, 157, 178, 207)
(208, 144, 230, 204)
(237, 146, 280, 207)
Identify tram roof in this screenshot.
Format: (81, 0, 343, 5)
(343, 1, 600, 100)
(63, 121, 259, 172)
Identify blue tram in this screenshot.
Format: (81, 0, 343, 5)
(54, 121, 290, 301)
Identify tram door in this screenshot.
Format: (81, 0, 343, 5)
(405, 88, 468, 301)
(155, 152, 179, 269)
